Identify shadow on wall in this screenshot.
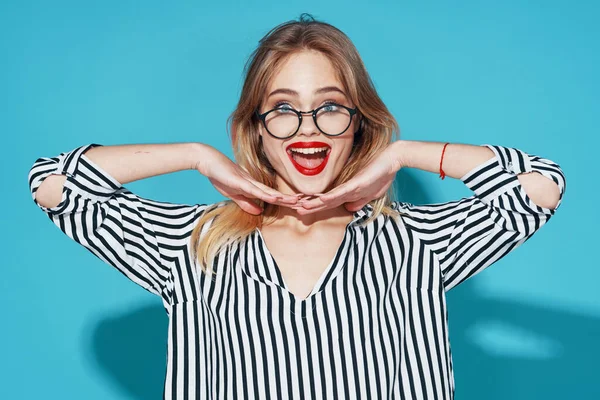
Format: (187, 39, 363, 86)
(90, 305, 168, 399)
(88, 169, 599, 399)
(448, 280, 600, 399)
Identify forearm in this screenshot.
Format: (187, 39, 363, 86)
(35, 142, 210, 209)
(84, 142, 209, 184)
(394, 140, 561, 210)
(394, 140, 495, 179)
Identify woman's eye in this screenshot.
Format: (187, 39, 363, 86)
(322, 103, 340, 112)
(275, 103, 294, 113)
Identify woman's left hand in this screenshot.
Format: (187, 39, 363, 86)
(294, 141, 403, 214)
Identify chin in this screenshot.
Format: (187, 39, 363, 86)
(290, 177, 330, 195)
(295, 184, 329, 196)
(279, 169, 336, 196)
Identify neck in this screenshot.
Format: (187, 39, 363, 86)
(263, 203, 354, 233)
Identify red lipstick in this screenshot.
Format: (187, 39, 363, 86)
(286, 141, 331, 176)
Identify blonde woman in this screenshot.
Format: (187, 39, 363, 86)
(29, 14, 565, 400)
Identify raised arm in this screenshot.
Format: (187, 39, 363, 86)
(29, 143, 213, 303)
(29, 142, 299, 304)
(34, 142, 207, 210)
(393, 141, 566, 291)
(397, 141, 562, 211)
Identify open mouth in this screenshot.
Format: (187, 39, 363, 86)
(286, 141, 332, 176)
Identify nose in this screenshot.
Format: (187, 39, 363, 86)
(296, 112, 320, 137)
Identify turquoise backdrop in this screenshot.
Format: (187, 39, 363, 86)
(2, 1, 596, 399)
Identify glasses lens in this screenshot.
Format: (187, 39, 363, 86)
(316, 104, 352, 135)
(264, 108, 299, 138)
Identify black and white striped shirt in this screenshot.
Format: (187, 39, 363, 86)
(28, 143, 566, 399)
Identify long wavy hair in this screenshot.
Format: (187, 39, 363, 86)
(190, 14, 403, 274)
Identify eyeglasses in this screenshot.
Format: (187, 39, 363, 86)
(255, 102, 358, 139)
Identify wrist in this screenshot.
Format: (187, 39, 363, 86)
(189, 142, 212, 174)
(392, 140, 413, 170)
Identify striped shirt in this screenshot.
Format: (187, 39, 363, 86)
(28, 143, 566, 400)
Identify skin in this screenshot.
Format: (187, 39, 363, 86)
(257, 49, 361, 230)
(34, 49, 561, 300)
(254, 50, 370, 297)
(255, 50, 561, 222)
(36, 49, 560, 222)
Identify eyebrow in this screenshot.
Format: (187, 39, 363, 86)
(267, 86, 347, 98)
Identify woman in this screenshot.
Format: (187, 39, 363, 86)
(29, 14, 565, 400)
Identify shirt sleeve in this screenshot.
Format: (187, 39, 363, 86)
(393, 144, 566, 292)
(28, 144, 207, 303)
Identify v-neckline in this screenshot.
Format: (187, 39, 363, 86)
(251, 206, 370, 302)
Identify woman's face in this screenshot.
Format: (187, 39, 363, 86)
(258, 50, 357, 196)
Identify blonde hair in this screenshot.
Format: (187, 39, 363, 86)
(190, 14, 403, 274)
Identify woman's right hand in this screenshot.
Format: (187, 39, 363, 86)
(196, 145, 299, 215)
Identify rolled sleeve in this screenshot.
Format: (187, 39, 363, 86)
(461, 144, 566, 216)
(28, 143, 119, 214)
(395, 144, 566, 291)
(28, 144, 207, 305)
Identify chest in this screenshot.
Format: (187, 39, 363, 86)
(259, 225, 347, 300)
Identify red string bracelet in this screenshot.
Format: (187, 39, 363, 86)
(439, 142, 450, 180)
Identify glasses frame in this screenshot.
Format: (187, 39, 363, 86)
(255, 102, 358, 139)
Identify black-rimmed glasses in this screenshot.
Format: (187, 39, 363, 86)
(255, 103, 358, 139)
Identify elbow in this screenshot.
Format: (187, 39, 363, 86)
(543, 183, 561, 210)
(517, 171, 562, 211)
(35, 174, 67, 209)
(535, 185, 561, 210)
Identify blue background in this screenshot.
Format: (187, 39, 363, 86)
(2, 1, 597, 399)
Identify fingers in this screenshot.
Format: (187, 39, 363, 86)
(292, 197, 368, 215)
(291, 203, 329, 215)
(300, 184, 357, 210)
(317, 181, 362, 204)
(239, 180, 280, 203)
(296, 196, 326, 210)
(233, 168, 299, 206)
(232, 195, 264, 215)
(246, 178, 300, 205)
(217, 176, 302, 213)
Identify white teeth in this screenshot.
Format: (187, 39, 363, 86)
(288, 147, 329, 155)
